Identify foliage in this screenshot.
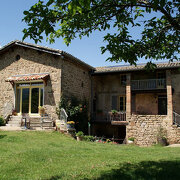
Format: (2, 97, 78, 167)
(128, 137, 135, 142)
(157, 127, 168, 146)
(83, 135, 95, 142)
(22, 0, 180, 65)
(111, 109, 118, 114)
(67, 121, 75, 124)
(0, 116, 5, 126)
(76, 131, 84, 137)
(56, 95, 89, 134)
(0, 131, 180, 179)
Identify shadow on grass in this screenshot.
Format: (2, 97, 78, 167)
(0, 135, 7, 139)
(89, 160, 180, 180)
(47, 176, 62, 180)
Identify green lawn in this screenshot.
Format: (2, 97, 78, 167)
(0, 131, 180, 180)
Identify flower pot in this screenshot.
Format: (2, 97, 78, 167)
(77, 136, 83, 141)
(39, 107, 45, 116)
(67, 123, 74, 129)
(127, 140, 134, 144)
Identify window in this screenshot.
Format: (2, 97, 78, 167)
(112, 96, 118, 110)
(120, 75, 126, 86)
(157, 72, 166, 79)
(119, 96, 126, 111)
(111, 95, 126, 111)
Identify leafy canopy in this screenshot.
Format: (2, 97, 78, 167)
(23, 0, 180, 65)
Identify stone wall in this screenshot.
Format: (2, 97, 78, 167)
(126, 115, 180, 146)
(0, 46, 62, 120)
(93, 74, 126, 113)
(0, 45, 92, 121)
(61, 58, 91, 101)
(135, 93, 158, 115)
(172, 70, 180, 115)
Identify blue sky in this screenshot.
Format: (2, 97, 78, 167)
(0, 0, 168, 67)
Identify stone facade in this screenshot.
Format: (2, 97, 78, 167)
(0, 44, 91, 121)
(92, 69, 180, 146)
(126, 115, 180, 146)
(92, 74, 126, 113)
(0, 41, 179, 146)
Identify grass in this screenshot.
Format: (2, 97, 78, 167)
(0, 131, 180, 180)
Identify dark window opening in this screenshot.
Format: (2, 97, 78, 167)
(158, 95, 167, 115)
(157, 72, 166, 79)
(81, 82, 84, 87)
(15, 55, 20, 61)
(120, 75, 126, 86)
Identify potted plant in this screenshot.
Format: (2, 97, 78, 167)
(39, 106, 45, 116)
(12, 108, 17, 116)
(67, 121, 75, 129)
(76, 131, 84, 141)
(111, 109, 118, 116)
(128, 137, 135, 144)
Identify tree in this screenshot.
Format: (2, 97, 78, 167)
(23, 0, 179, 65)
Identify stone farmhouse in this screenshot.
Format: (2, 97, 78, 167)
(0, 40, 180, 146)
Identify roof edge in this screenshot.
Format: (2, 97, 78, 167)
(0, 40, 95, 70)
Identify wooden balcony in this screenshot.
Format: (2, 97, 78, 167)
(92, 112, 128, 125)
(131, 79, 166, 91)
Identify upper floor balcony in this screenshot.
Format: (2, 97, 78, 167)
(131, 79, 166, 91)
(91, 112, 128, 125)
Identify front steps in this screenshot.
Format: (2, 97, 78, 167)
(6, 116, 22, 127)
(6, 115, 54, 130)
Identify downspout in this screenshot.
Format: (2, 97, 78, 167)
(89, 70, 94, 135)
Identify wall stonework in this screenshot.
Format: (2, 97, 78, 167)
(172, 70, 180, 115)
(93, 74, 126, 113)
(61, 59, 91, 101)
(0, 46, 91, 121)
(126, 115, 180, 146)
(0, 46, 62, 120)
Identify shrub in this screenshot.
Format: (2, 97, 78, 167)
(157, 127, 168, 146)
(128, 137, 135, 142)
(0, 116, 5, 126)
(56, 95, 89, 134)
(76, 131, 84, 137)
(83, 135, 95, 142)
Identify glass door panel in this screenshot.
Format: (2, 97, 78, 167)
(22, 88, 29, 113)
(31, 88, 39, 113)
(40, 88, 44, 106)
(16, 88, 21, 113)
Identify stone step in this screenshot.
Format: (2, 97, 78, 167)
(6, 123, 21, 127)
(30, 122, 53, 127)
(8, 121, 21, 125)
(10, 116, 22, 120)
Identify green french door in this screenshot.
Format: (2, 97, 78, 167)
(15, 82, 44, 115)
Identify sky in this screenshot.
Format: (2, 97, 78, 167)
(0, 0, 169, 67)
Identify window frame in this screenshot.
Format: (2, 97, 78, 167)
(120, 74, 127, 86)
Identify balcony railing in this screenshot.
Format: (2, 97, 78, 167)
(131, 79, 166, 91)
(92, 112, 126, 123)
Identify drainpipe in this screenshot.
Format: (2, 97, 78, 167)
(89, 70, 94, 135)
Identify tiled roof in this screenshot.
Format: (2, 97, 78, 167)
(0, 40, 94, 70)
(94, 62, 180, 74)
(6, 73, 50, 82)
